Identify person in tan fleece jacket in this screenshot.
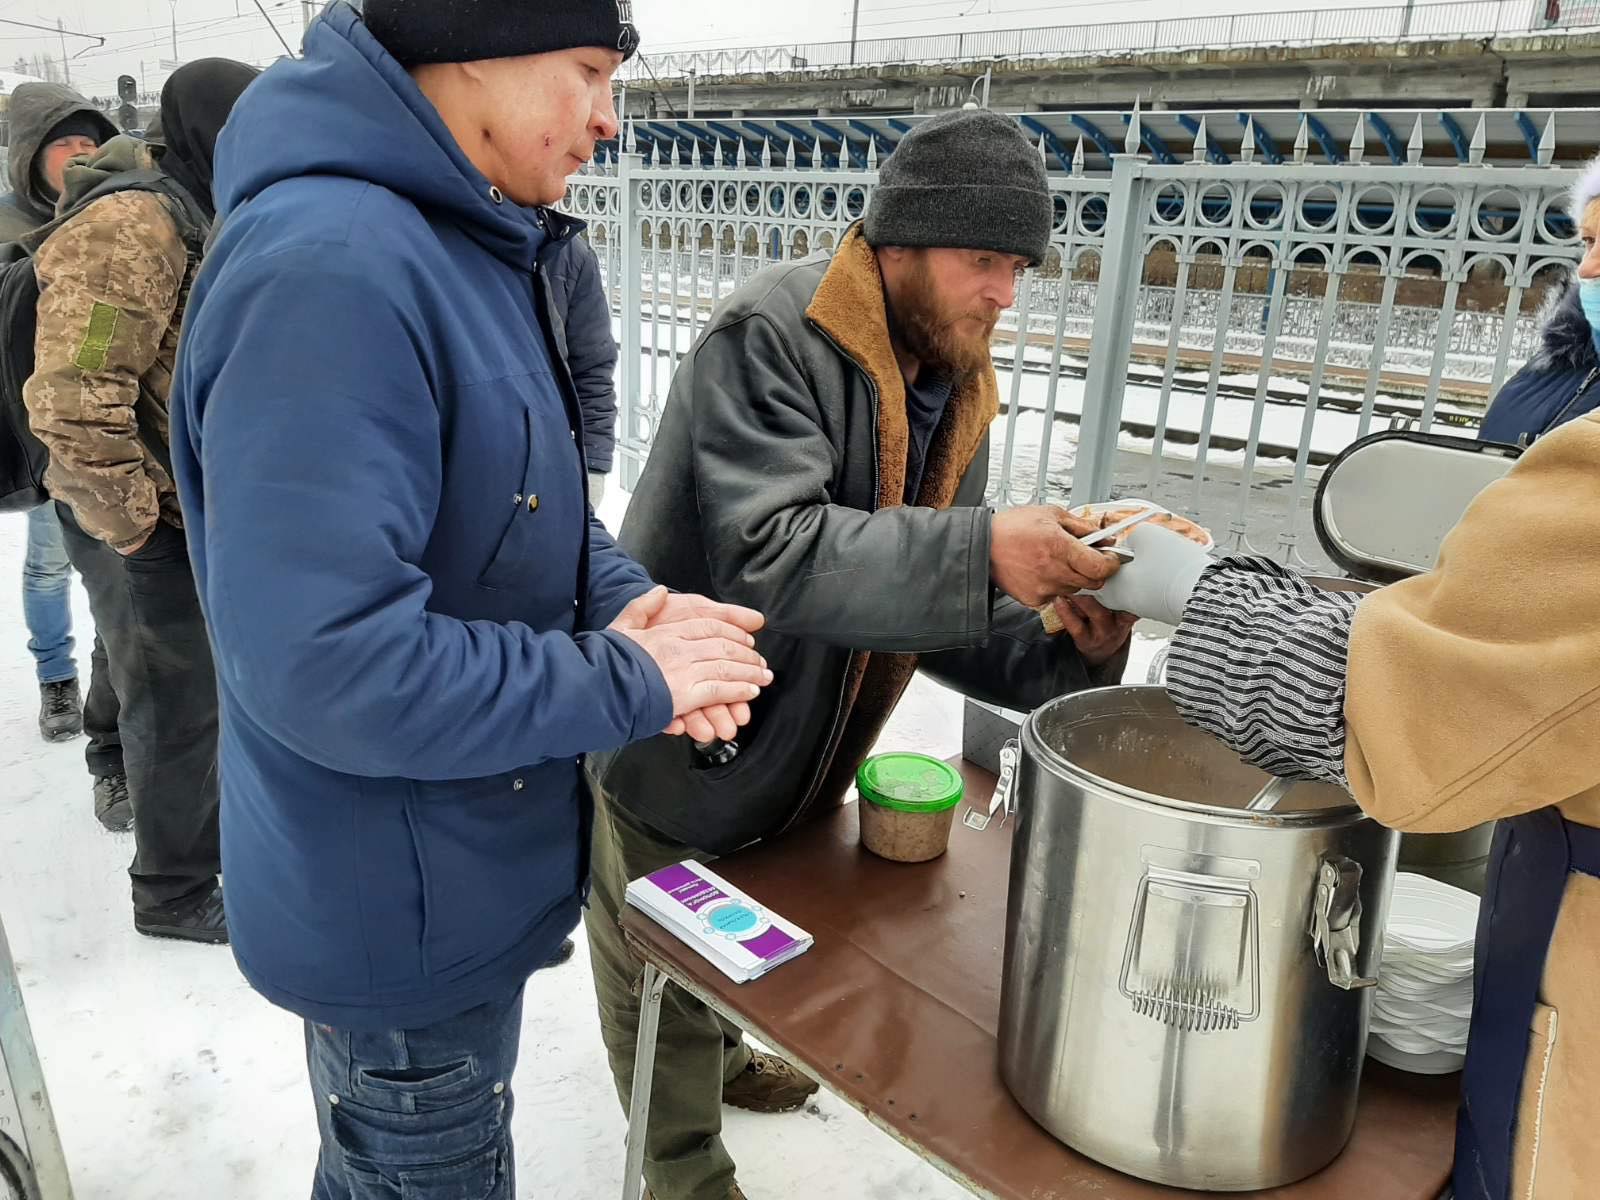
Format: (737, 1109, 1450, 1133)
(1085, 407, 1600, 1200)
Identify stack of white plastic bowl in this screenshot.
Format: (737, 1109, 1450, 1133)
(1367, 872, 1479, 1074)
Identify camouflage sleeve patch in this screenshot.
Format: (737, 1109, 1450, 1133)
(73, 301, 121, 372)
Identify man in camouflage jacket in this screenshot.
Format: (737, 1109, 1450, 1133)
(20, 59, 257, 944)
(26, 135, 189, 553)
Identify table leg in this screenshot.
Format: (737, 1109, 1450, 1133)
(0, 912, 74, 1199)
(621, 963, 668, 1200)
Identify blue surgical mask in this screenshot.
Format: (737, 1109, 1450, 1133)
(1580, 276, 1600, 332)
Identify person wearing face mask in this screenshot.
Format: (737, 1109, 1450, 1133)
(0, 85, 127, 810)
(1479, 156, 1600, 445)
(168, 4, 774, 1193)
(1064, 282, 1600, 1199)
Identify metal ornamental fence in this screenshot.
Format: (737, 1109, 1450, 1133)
(564, 119, 1578, 570)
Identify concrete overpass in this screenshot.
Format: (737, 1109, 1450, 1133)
(620, 26, 1600, 120)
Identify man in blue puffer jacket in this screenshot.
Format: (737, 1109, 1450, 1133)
(541, 222, 620, 501)
(169, 1, 772, 1192)
(1480, 155, 1600, 445)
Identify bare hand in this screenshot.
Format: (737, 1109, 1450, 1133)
(639, 593, 763, 740)
(118, 529, 155, 556)
(991, 506, 1121, 608)
(643, 592, 765, 639)
(1049, 595, 1137, 667)
(610, 588, 773, 730)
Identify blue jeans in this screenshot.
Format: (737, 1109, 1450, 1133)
(305, 986, 523, 1200)
(22, 503, 75, 684)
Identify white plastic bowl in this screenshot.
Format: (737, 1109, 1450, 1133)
(1386, 873, 1479, 954)
(1367, 1034, 1466, 1076)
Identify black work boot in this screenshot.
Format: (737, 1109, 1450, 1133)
(543, 938, 576, 968)
(92, 772, 133, 833)
(135, 882, 228, 946)
(38, 678, 83, 742)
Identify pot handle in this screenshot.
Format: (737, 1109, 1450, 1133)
(1310, 858, 1378, 990)
(1119, 866, 1260, 1032)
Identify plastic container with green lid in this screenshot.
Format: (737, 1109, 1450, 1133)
(856, 753, 965, 863)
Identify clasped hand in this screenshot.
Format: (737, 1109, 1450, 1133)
(608, 587, 771, 743)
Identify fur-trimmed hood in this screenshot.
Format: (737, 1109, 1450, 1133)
(1527, 273, 1599, 374)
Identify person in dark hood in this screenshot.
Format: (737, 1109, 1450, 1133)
(155, 58, 257, 223)
(140, 111, 166, 158)
(1479, 153, 1600, 445)
(21, 58, 256, 945)
(1, 83, 124, 819)
(0, 82, 117, 241)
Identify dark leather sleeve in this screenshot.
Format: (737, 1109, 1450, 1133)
(691, 313, 994, 653)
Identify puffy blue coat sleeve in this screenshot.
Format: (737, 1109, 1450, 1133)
(559, 238, 619, 474)
(175, 245, 671, 780)
(586, 511, 654, 630)
(1479, 363, 1598, 446)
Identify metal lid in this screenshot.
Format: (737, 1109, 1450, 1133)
(857, 753, 965, 814)
(1313, 432, 1521, 583)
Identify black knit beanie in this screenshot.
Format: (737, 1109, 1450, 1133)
(42, 112, 112, 147)
(32, 111, 116, 204)
(864, 109, 1053, 266)
(364, 0, 640, 66)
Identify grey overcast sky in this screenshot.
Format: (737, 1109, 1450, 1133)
(0, 0, 1462, 99)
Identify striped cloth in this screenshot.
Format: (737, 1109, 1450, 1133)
(1166, 557, 1361, 788)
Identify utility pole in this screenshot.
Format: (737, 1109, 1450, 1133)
(687, 67, 696, 118)
(170, 0, 179, 61)
(0, 17, 103, 81)
(849, 0, 861, 65)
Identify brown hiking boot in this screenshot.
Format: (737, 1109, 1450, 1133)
(644, 1187, 747, 1200)
(722, 1051, 818, 1114)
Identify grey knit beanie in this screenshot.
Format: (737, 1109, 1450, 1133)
(864, 109, 1052, 266)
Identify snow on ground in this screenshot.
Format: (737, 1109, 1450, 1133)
(0, 480, 1001, 1200)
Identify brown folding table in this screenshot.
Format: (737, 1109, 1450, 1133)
(619, 760, 1460, 1200)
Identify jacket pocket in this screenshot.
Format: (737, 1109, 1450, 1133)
(123, 517, 185, 567)
(1512, 1002, 1559, 1200)
(407, 770, 582, 980)
(475, 408, 536, 592)
(357, 1058, 476, 1099)
(402, 793, 436, 977)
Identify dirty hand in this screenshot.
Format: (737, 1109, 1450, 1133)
(990, 506, 1121, 609)
(1048, 595, 1139, 667)
(1090, 523, 1214, 627)
(608, 587, 773, 733)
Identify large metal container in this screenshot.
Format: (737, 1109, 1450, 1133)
(999, 687, 1399, 1191)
